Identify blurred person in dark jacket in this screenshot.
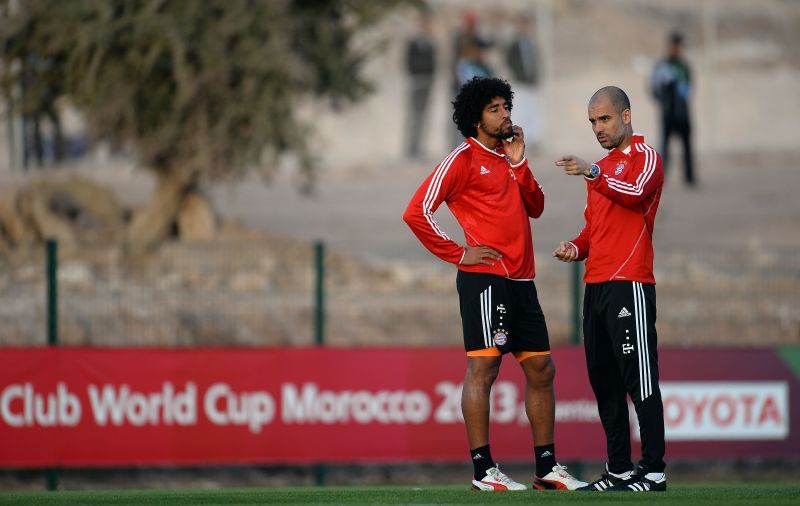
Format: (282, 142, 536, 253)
(455, 42, 493, 87)
(21, 52, 66, 168)
(405, 12, 437, 159)
(449, 10, 492, 146)
(651, 32, 695, 187)
(506, 14, 541, 150)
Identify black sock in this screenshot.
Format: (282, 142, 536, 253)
(534, 443, 556, 477)
(470, 444, 495, 479)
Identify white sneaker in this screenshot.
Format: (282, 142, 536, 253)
(533, 463, 588, 490)
(471, 465, 527, 491)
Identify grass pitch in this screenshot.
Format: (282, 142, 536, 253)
(1, 483, 799, 505)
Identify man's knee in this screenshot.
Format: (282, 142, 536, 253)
(521, 355, 555, 387)
(465, 357, 501, 387)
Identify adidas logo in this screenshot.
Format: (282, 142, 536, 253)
(618, 307, 632, 318)
(480, 166, 490, 175)
(539, 450, 552, 458)
(594, 480, 612, 490)
(473, 453, 483, 460)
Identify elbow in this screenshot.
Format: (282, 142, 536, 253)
(530, 196, 545, 219)
(402, 207, 416, 228)
(607, 193, 644, 209)
(622, 196, 645, 209)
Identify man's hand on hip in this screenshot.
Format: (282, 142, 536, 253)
(461, 245, 502, 266)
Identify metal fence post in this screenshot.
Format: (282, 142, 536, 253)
(313, 241, 327, 485)
(569, 261, 585, 478)
(571, 261, 582, 345)
(570, 262, 584, 478)
(314, 464, 327, 487)
(47, 239, 58, 347)
(45, 239, 59, 491)
(313, 241, 325, 347)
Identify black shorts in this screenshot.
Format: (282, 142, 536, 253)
(456, 271, 550, 357)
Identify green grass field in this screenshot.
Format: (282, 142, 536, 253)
(1, 483, 799, 505)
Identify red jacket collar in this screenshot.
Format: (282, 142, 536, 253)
(609, 134, 645, 157)
(467, 137, 506, 158)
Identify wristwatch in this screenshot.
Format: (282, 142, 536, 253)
(587, 164, 600, 179)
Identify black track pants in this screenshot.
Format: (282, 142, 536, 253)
(583, 281, 666, 474)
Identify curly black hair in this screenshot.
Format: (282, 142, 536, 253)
(452, 77, 514, 138)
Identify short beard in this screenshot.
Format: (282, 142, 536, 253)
(491, 126, 514, 139)
(601, 132, 624, 150)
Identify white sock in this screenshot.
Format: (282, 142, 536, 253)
(644, 472, 666, 481)
(606, 464, 632, 479)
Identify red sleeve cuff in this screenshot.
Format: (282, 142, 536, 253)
(509, 157, 528, 169)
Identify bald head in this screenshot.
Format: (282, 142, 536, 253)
(587, 86, 633, 150)
(590, 86, 631, 115)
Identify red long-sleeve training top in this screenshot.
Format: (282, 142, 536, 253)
(569, 134, 664, 284)
(403, 137, 545, 279)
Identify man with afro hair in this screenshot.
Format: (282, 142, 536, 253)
(404, 77, 586, 491)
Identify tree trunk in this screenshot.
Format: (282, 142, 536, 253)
(26, 183, 77, 249)
(177, 192, 216, 241)
(0, 191, 30, 246)
(125, 169, 195, 253)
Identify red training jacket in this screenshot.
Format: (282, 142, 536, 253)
(569, 134, 664, 284)
(403, 137, 545, 279)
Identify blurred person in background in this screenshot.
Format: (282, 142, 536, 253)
(21, 52, 65, 169)
(651, 32, 695, 187)
(553, 86, 666, 492)
(404, 76, 587, 492)
(450, 10, 487, 90)
(449, 10, 493, 147)
(505, 14, 541, 151)
(404, 10, 437, 160)
(455, 41, 493, 87)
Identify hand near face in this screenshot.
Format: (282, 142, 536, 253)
(555, 155, 591, 177)
(461, 245, 502, 266)
(501, 126, 525, 165)
(552, 241, 578, 263)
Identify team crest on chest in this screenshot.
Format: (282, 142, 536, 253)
(614, 162, 625, 175)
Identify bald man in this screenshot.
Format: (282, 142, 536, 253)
(553, 86, 666, 492)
